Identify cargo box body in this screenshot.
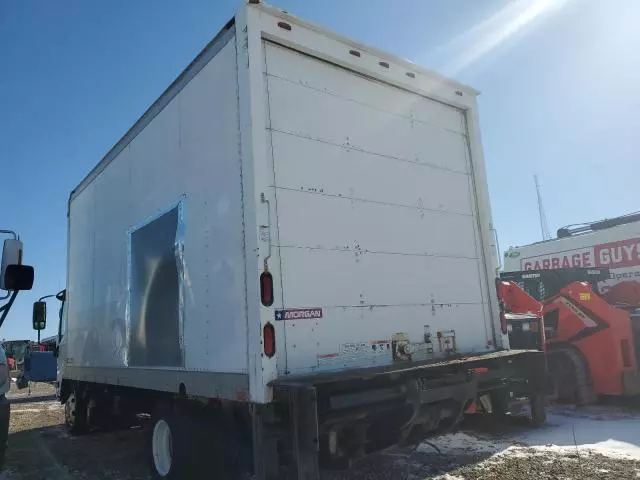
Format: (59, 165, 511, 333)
(61, 3, 503, 404)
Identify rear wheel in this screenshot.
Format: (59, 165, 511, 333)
(529, 392, 546, 427)
(152, 419, 174, 478)
(489, 390, 509, 419)
(149, 404, 195, 479)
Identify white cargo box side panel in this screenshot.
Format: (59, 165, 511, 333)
(241, 3, 501, 380)
(64, 29, 251, 399)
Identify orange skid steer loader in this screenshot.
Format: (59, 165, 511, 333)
(498, 268, 640, 404)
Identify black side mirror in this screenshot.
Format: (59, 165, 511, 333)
(32, 301, 46, 331)
(4, 264, 34, 291)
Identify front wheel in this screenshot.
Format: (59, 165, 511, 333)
(65, 389, 88, 434)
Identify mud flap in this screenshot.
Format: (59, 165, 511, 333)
(290, 387, 319, 480)
(622, 371, 640, 395)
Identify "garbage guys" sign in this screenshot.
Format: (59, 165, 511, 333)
(522, 238, 640, 271)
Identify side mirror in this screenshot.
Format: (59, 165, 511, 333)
(3, 264, 34, 291)
(0, 239, 23, 290)
(32, 301, 47, 331)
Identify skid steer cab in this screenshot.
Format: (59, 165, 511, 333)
(498, 268, 610, 352)
(495, 278, 545, 352)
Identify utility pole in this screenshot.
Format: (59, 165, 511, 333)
(535, 175, 551, 241)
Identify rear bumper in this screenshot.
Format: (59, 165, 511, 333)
(272, 349, 545, 459)
(273, 349, 545, 397)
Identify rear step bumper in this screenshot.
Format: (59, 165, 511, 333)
(272, 349, 546, 412)
(258, 349, 546, 479)
(273, 348, 542, 388)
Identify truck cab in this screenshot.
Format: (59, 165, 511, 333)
(0, 232, 36, 467)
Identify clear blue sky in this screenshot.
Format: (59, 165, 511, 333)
(1, 0, 638, 340)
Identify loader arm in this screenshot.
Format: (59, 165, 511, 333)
(496, 280, 543, 317)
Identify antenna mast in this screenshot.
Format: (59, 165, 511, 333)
(534, 175, 551, 240)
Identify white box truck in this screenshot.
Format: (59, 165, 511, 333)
(50, 2, 545, 478)
(504, 212, 640, 308)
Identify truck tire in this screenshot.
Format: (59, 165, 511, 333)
(529, 392, 546, 427)
(149, 404, 195, 479)
(65, 389, 88, 434)
(490, 390, 509, 419)
(548, 347, 596, 405)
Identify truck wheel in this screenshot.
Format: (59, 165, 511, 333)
(149, 405, 194, 479)
(490, 391, 509, 419)
(65, 390, 88, 434)
(529, 392, 546, 427)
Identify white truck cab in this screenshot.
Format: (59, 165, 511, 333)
(0, 230, 36, 468)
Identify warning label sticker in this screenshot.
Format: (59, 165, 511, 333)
(317, 340, 393, 370)
(275, 308, 323, 321)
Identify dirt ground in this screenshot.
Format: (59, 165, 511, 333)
(3, 383, 150, 480)
(3, 383, 640, 479)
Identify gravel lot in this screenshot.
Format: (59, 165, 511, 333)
(3, 384, 640, 479)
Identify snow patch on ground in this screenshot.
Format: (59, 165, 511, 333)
(420, 405, 640, 473)
(519, 407, 640, 460)
(420, 431, 509, 455)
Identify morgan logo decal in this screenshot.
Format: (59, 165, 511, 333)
(275, 308, 323, 321)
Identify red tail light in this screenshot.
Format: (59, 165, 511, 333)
(260, 272, 274, 307)
(263, 323, 275, 358)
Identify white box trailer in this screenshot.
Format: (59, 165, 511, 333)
(504, 213, 640, 300)
(55, 2, 545, 478)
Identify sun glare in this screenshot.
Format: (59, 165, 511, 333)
(437, 0, 571, 76)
